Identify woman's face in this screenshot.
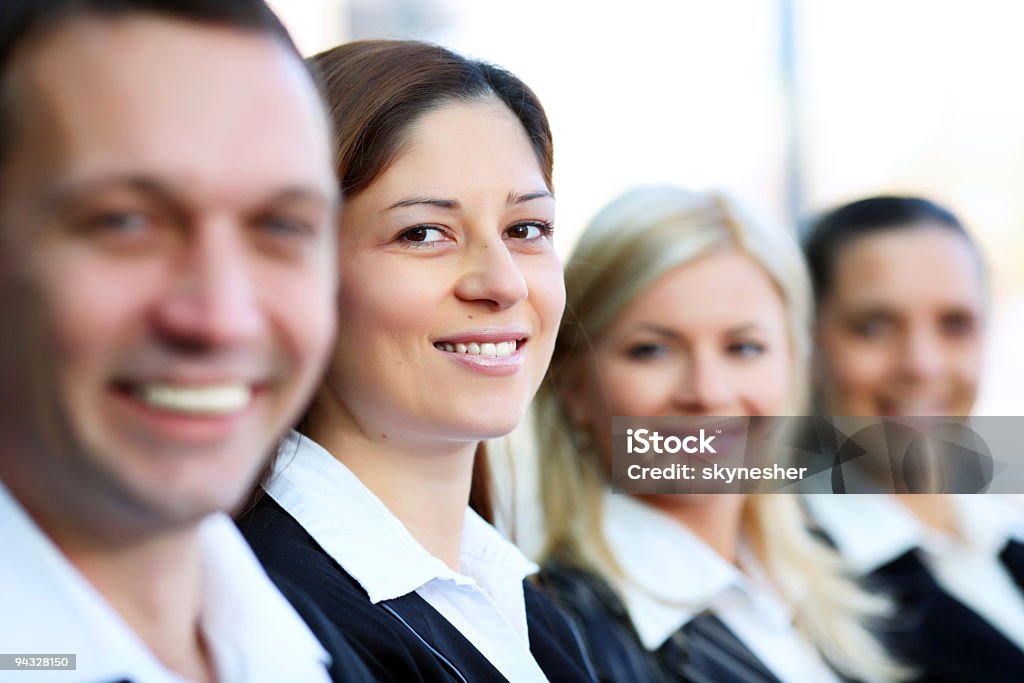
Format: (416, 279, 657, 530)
(326, 99, 564, 449)
(565, 248, 794, 460)
(815, 226, 986, 416)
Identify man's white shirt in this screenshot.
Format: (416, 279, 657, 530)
(0, 480, 331, 682)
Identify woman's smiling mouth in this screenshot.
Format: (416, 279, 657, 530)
(431, 332, 529, 375)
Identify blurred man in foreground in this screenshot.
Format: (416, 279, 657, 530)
(0, 1, 350, 680)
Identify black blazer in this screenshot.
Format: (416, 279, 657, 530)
(538, 559, 789, 683)
(237, 495, 597, 683)
(266, 570, 377, 683)
(867, 544, 1024, 683)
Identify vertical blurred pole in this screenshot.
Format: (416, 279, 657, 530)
(778, 0, 804, 233)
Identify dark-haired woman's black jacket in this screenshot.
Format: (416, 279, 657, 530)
(865, 546, 1024, 683)
(238, 495, 598, 683)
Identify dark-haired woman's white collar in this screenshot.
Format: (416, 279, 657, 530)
(265, 430, 546, 682)
(806, 494, 1024, 650)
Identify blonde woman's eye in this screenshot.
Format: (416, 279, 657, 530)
(626, 343, 667, 360)
(728, 341, 766, 357)
(505, 221, 553, 240)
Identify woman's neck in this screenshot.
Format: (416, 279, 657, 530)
(306, 399, 477, 573)
(643, 493, 747, 564)
(895, 493, 960, 536)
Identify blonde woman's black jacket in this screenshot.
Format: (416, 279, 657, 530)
(539, 558, 823, 683)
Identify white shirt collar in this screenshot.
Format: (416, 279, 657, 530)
(266, 432, 549, 682)
(805, 494, 1024, 574)
(602, 492, 787, 650)
(0, 479, 330, 683)
(265, 430, 537, 610)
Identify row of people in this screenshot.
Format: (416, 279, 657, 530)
(1, 1, 1020, 681)
(532, 187, 1021, 683)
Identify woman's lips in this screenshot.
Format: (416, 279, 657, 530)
(876, 397, 951, 416)
(432, 338, 527, 376)
(432, 338, 524, 358)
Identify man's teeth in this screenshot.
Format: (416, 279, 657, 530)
(137, 383, 252, 414)
(437, 341, 518, 357)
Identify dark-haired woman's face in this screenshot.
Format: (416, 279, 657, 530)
(815, 226, 985, 416)
(324, 99, 564, 449)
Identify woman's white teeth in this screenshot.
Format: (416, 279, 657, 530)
(438, 340, 518, 357)
(137, 383, 251, 414)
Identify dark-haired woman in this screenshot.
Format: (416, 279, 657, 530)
(803, 195, 1024, 682)
(237, 40, 595, 683)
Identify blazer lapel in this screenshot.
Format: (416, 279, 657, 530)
(999, 539, 1024, 594)
(657, 611, 782, 683)
(384, 592, 509, 683)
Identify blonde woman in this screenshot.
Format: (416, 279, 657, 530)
(534, 186, 906, 682)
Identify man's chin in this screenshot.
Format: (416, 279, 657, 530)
(85, 453, 263, 532)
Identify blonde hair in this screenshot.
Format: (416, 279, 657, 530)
(535, 185, 907, 682)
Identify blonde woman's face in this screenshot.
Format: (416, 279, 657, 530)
(564, 249, 794, 460)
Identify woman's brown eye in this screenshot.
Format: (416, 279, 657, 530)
(506, 221, 553, 240)
(398, 225, 445, 244)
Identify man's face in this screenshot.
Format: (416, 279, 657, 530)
(0, 16, 338, 528)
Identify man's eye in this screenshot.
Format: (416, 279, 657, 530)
(260, 215, 312, 237)
(505, 221, 553, 240)
(88, 211, 149, 235)
(940, 311, 977, 339)
(399, 225, 447, 244)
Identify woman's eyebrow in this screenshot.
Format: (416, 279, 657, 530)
(724, 323, 762, 335)
(507, 190, 552, 205)
(384, 196, 461, 212)
(631, 323, 679, 339)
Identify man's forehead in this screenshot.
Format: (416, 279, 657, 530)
(6, 14, 334, 208)
(17, 13, 310, 107)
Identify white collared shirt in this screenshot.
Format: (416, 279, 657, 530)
(603, 493, 841, 683)
(0, 481, 330, 683)
(806, 494, 1024, 650)
(265, 431, 547, 683)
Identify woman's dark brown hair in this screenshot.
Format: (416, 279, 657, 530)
(312, 39, 553, 197)
(251, 39, 555, 522)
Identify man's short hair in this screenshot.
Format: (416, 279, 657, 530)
(0, 0, 300, 169)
